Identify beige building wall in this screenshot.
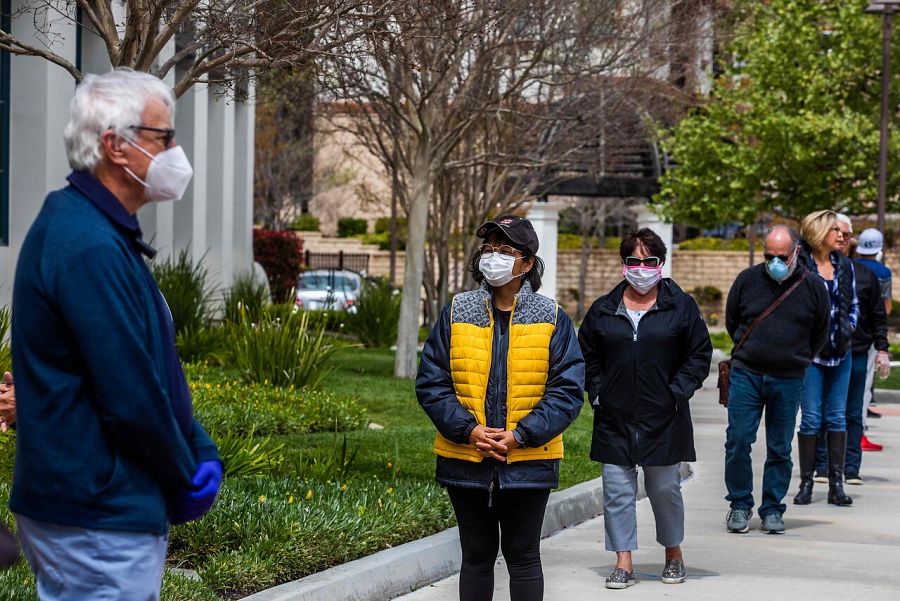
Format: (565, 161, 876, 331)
(311, 117, 392, 235)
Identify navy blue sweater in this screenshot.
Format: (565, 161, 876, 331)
(10, 174, 218, 534)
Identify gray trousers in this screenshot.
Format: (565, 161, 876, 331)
(602, 463, 684, 552)
(15, 514, 168, 601)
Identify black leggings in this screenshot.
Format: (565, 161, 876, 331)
(447, 486, 550, 601)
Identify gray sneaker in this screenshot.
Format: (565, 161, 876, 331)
(726, 508, 752, 533)
(760, 512, 785, 534)
(605, 567, 636, 589)
(661, 559, 686, 584)
(845, 473, 864, 485)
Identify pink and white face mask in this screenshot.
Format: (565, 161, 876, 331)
(623, 265, 662, 295)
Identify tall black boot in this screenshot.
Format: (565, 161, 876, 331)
(793, 434, 817, 505)
(827, 431, 853, 506)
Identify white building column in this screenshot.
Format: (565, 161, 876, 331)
(137, 39, 176, 259)
(205, 86, 236, 291)
(3, 1, 78, 306)
(526, 200, 563, 302)
(636, 204, 674, 278)
(172, 81, 209, 266)
(232, 82, 255, 277)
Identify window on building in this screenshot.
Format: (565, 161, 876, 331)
(0, 0, 10, 245)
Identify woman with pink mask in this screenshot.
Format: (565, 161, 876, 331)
(578, 228, 712, 590)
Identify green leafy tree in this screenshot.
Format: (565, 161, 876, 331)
(656, 0, 899, 228)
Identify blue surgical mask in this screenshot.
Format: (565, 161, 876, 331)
(766, 257, 790, 282)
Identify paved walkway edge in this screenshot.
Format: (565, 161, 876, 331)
(240, 464, 693, 601)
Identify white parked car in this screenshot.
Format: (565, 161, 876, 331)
(293, 269, 362, 312)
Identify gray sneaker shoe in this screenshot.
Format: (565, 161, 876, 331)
(661, 559, 685, 584)
(726, 508, 752, 533)
(845, 473, 864, 485)
(760, 512, 785, 534)
(605, 567, 636, 589)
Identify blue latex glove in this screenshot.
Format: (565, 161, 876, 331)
(170, 460, 223, 524)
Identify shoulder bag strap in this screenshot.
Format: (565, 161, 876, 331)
(732, 269, 810, 356)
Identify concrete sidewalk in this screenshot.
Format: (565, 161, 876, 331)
(398, 373, 900, 601)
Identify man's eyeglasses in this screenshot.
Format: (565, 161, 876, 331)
(481, 244, 520, 257)
(763, 253, 791, 263)
(624, 256, 661, 268)
(128, 125, 176, 147)
(829, 226, 847, 238)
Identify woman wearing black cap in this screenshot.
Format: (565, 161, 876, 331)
(416, 215, 584, 601)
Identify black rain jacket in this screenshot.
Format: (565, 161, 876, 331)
(578, 279, 712, 466)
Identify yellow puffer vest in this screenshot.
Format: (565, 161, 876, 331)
(433, 283, 562, 463)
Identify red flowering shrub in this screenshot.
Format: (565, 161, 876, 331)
(253, 229, 304, 303)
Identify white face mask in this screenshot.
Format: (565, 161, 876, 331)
(479, 252, 521, 287)
(623, 265, 662, 295)
(123, 139, 193, 202)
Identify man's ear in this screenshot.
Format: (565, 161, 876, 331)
(100, 130, 128, 165)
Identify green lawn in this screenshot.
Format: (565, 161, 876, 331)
(308, 347, 598, 489)
(0, 346, 598, 600)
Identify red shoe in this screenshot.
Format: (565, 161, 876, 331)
(861, 435, 884, 452)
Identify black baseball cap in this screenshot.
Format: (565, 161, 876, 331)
(477, 215, 539, 255)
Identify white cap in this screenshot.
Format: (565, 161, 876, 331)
(857, 228, 883, 255)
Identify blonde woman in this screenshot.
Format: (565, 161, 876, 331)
(794, 210, 859, 507)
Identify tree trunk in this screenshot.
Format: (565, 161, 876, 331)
(394, 147, 431, 378)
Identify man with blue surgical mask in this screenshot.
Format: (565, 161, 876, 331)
(723, 225, 830, 535)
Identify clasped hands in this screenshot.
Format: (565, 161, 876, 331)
(469, 424, 521, 461)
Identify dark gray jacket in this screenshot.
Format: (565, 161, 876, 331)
(726, 263, 831, 378)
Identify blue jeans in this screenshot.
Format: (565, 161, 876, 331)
(799, 356, 852, 435)
(815, 351, 869, 475)
(724, 367, 804, 518)
(15, 514, 167, 601)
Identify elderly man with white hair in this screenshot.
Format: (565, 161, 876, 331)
(9, 68, 221, 599)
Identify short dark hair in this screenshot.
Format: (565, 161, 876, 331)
(620, 228, 667, 262)
(469, 229, 544, 292)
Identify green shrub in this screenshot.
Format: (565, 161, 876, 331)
(167, 476, 454, 598)
(222, 273, 270, 325)
(176, 326, 227, 364)
(347, 279, 401, 348)
(289, 215, 320, 232)
(677, 236, 763, 251)
(710, 331, 732, 352)
(357, 232, 406, 251)
(690, 285, 723, 305)
(191, 379, 367, 436)
(293, 434, 360, 482)
(337, 218, 367, 238)
(212, 431, 285, 478)
(161, 572, 221, 601)
(253, 229, 304, 303)
(229, 309, 340, 388)
(374, 217, 407, 234)
(151, 249, 214, 334)
(316, 309, 352, 334)
(557, 234, 621, 251)
(0, 561, 36, 601)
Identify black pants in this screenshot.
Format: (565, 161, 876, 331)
(447, 486, 550, 601)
